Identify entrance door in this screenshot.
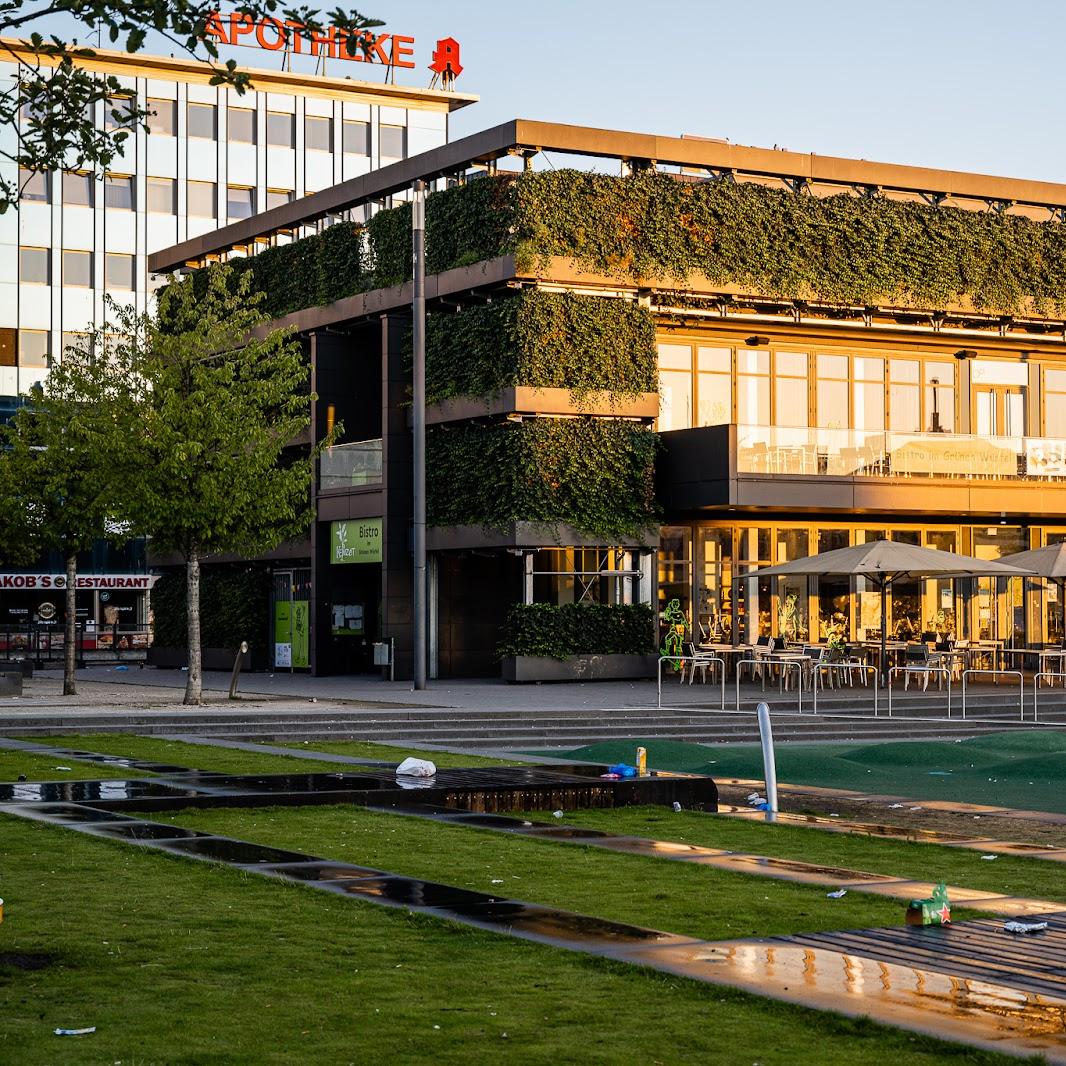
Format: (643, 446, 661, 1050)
(974, 386, 1025, 437)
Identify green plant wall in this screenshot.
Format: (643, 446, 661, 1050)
(496, 602, 655, 660)
(425, 290, 657, 405)
(426, 417, 658, 541)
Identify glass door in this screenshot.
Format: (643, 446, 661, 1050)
(974, 385, 1025, 437)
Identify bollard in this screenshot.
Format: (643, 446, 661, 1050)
(229, 641, 249, 700)
(757, 701, 778, 823)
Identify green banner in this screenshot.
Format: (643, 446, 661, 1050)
(331, 518, 382, 564)
(292, 600, 309, 668)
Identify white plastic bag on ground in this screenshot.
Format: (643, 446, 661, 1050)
(395, 757, 436, 778)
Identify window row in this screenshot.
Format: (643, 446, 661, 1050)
(18, 172, 293, 218)
(0, 329, 50, 368)
(19, 248, 136, 290)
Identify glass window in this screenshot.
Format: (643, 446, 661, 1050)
(19, 246, 50, 284)
(104, 95, 135, 130)
(19, 330, 50, 367)
(188, 180, 216, 219)
(227, 186, 255, 219)
(228, 107, 256, 144)
(774, 351, 808, 428)
(267, 111, 295, 147)
(0, 329, 14, 368)
(266, 188, 294, 210)
(188, 102, 217, 139)
(890, 358, 919, 383)
(147, 98, 176, 136)
(63, 250, 93, 288)
(19, 168, 49, 202)
(305, 115, 332, 151)
(380, 123, 405, 158)
(658, 526, 692, 628)
(61, 332, 87, 358)
(147, 177, 176, 214)
(63, 171, 94, 207)
(1046, 368, 1066, 437)
(737, 350, 770, 425)
(815, 354, 848, 429)
(737, 348, 769, 374)
(972, 360, 1028, 386)
(817, 353, 849, 379)
(658, 344, 691, 371)
(925, 362, 954, 433)
(853, 381, 885, 431)
(853, 356, 884, 381)
(889, 359, 920, 432)
(104, 174, 134, 210)
(775, 351, 807, 377)
(342, 119, 369, 155)
(105, 252, 134, 290)
(698, 527, 733, 642)
(697, 347, 731, 426)
(659, 371, 692, 431)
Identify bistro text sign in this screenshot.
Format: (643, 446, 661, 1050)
(0, 574, 160, 590)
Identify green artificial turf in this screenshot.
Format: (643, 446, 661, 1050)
(0, 816, 1018, 1066)
(0, 749, 150, 783)
(533, 806, 1066, 905)
(288, 739, 521, 768)
(535, 732, 1066, 814)
(157, 804, 949, 938)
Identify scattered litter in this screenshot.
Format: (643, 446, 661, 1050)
(980, 854, 998, 861)
(829, 814, 839, 819)
(180, 666, 188, 671)
(490, 879, 504, 885)
(112, 665, 129, 672)
(672, 802, 682, 813)
(747, 792, 762, 803)
(433, 1025, 440, 1030)
(907, 883, 951, 926)
(927, 771, 952, 776)
(1004, 920, 1048, 935)
(607, 763, 637, 778)
(552, 810, 564, 819)
(909, 806, 924, 811)
(53, 766, 72, 772)
(826, 889, 847, 899)
(17, 774, 26, 782)
(888, 803, 906, 809)
(395, 758, 436, 778)
(54, 1027, 96, 1037)
(308, 698, 317, 704)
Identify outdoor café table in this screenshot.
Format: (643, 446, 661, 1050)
(861, 640, 907, 673)
(698, 643, 756, 678)
(767, 651, 812, 690)
(968, 640, 1004, 672)
(929, 648, 968, 679)
(1001, 647, 1066, 676)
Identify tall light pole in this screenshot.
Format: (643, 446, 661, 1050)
(412, 180, 427, 689)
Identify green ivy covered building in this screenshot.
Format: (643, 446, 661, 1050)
(149, 120, 1066, 678)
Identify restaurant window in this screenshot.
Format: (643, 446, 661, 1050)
(63, 250, 93, 288)
(63, 171, 94, 207)
(737, 527, 772, 642)
(105, 252, 134, 290)
(19, 246, 50, 284)
(697, 527, 732, 642)
(924, 529, 958, 640)
(343, 119, 369, 155)
(305, 115, 332, 152)
(774, 527, 810, 642)
(379, 123, 405, 158)
(774, 351, 808, 428)
(1046, 369, 1066, 437)
(104, 174, 134, 210)
(889, 358, 921, 432)
(852, 356, 885, 432)
(737, 348, 770, 425)
(188, 180, 216, 219)
(817, 528, 850, 641)
(227, 185, 255, 219)
(228, 107, 256, 144)
(104, 95, 135, 130)
(147, 98, 176, 136)
(657, 343, 692, 431)
(267, 111, 295, 147)
(925, 362, 954, 433)
(19, 330, 50, 367)
(147, 177, 176, 214)
(19, 168, 49, 202)
(188, 102, 217, 139)
(696, 346, 731, 426)
(266, 188, 294, 210)
(658, 526, 692, 628)
(815, 353, 849, 430)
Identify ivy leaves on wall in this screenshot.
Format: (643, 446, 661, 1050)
(426, 417, 658, 541)
(496, 602, 655, 659)
(151, 565, 271, 652)
(425, 290, 657, 406)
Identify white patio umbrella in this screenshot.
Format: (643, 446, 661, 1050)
(752, 540, 1032, 681)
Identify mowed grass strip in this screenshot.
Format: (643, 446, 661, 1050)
(0, 749, 151, 783)
(287, 739, 522, 768)
(543, 806, 1066, 905)
(0, 816, 1021, 1066)
(159, 804, 927, 939)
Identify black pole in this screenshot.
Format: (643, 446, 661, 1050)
(412, 179, 427, 690)
(880, 580, 888, 685)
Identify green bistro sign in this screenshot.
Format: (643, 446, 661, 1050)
(331, 518, 382, 564)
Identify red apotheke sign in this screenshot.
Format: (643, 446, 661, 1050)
(205, 11, 458, 72)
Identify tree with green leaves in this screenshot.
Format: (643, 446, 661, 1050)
(1, 1, 381, 213)
(0, 336, 140, 693)
(122, 266, 330, 705)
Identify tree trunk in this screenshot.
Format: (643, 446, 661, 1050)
(63, 551, 77, 696)
(184, 548, 202, 705)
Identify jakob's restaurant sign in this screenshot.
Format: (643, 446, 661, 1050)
(205, 11, 459, 71)
(0, 574, 160, 591)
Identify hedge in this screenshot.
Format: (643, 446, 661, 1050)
(496, 602, 655, 660)
(151, 565, 271, 653)
(426, 417, 658, 541)
(425, 290, 657, 405)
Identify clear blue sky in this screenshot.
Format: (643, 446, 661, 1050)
(35, 0, 1066, 182)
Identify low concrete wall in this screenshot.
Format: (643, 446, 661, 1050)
(501, 653, 659, 683)
(0, 671, 23, 697)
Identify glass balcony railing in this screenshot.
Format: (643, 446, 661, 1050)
(735, 425, 1066, 480)
(319, 439, 383, 490)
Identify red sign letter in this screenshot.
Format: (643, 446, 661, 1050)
(430, 37, 463, 78)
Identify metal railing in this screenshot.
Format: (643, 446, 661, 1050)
(319, 438, 383, 490)
(961, 669, 1025, 721)
(812, 663, 879, 715)
(735, 658, 803, 714)
(656, 655, 725, 711)
(886, 666, 952, 718)
(1033, 672, 1066, 722)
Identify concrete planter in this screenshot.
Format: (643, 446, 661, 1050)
(147, 646, 253, 671)
(501, 653, 659, 683)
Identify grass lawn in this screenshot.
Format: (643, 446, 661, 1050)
(539, 732, 1066, 814)
(531, 806, 1066, 905)
(286, 739, 521, 768)
(156, 804, 957, 938)
(0, 749, 150, 783)
(0, 814, 1021, 1065)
